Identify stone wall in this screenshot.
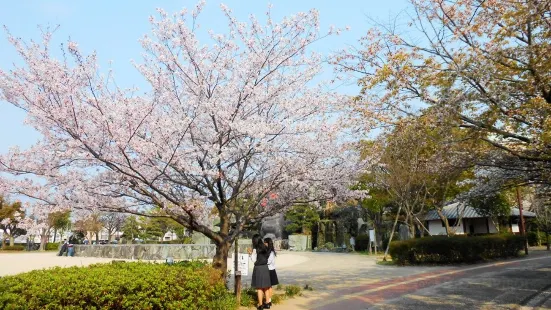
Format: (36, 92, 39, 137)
(73, 244, 250, 260)
(288, 234, 311, 251)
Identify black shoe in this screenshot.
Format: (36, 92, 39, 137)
(257, 305, 264, 310)
(264, 302, 272, 309)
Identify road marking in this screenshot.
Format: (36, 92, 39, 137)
(316, 255, 551, 308)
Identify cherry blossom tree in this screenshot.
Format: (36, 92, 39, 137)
(0, 3, 363, 275)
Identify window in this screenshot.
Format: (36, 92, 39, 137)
(442, 219, 457, 227)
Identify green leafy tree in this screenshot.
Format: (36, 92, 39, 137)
(469, 193, 512, 233)
(356, 174, 393, 247)
(0, 197, 26, 248)
(121, 216, 144, 243)
(342, 0, 551, 185)
(284, 204, 320, 234)
(531, 185, 551, 250)
(49, 211, 71, 243)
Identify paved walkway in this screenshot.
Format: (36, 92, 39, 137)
(274, 250, 551, 310)
(0, 252, 122, 277)
(0, 250, 311, 278)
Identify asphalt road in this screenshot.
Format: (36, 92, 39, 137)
(307, 252, 551, 310)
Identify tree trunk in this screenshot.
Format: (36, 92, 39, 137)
(547, 233, 550, 251)
(95, 232, 99, 243)
(1, 234, 5, 248)
(40, 234, 48, 251)
(383, 205, 402, 261)
(436, 209, 451, 236)
(209, 210, 230, 280)
(213, 240, 231, 280)
(409, 215, 415, 239)
(53, 228, 57, 243)
(9, 236, 15, 247)
(492, 218, 500, 233)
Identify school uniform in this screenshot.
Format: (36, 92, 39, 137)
(250, 248, 271, 288)
(267, 251, 279, 286)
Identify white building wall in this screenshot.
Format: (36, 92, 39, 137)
(430, 218, 501, 235)
(163, 232, 178, 241)
(465, 218, 489, 234)
(428, 220, 465, 235)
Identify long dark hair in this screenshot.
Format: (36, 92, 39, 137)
(251, 234, 261, 248)
(264, 237, 276, 256)
(254, 235, 268, 254)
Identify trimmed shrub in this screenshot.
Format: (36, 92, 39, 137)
(0, 262, 236, 310)
(0, 245, 25, 251)
(45, 243, 60, 251)
(355, 234, 369, 251)
(527, 232, 549, 246)
(389, 234, 524, 265)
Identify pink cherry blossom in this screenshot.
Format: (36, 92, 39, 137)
(0, 3, 365, 272)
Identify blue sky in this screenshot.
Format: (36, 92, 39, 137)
(0, 0, 410, 153)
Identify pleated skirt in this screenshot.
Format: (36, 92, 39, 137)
(269, 269, 279, 286)
(251, 264, 271, 288)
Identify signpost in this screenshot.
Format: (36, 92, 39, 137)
(369, 229, 377, 255)
(233, 239, 249, 304)
(237, 254, 249, 276)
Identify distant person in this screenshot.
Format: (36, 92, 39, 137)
(264, 237, 279, 309)
(83, 238, 89, 245)
(350, 236, 356, 251)
(58, 239, 68, 256)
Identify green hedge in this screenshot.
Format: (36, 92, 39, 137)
(527, 231, 549, 246)
(389, 234, 524, 265)
(0, 262, 236, 310)
(45, 243, 60, 251)
(0, 245, 25, 251)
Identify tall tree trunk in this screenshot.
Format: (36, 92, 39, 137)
(1, 234, 5, 248)
(9, 236, 15, 247)
(547, 233, 550, 251)
(383, 205, 402, 261)
(436, 209, 451, 236)
(375, 217, 383, 247)
(212, 212, 231, 280)
(409, 215, 415, 238)
(40, 231, 48, 251)
(213, 240, 231, 280)
(53, 228, 57, 243)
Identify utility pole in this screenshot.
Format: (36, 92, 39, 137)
(516, 187, 529, 255)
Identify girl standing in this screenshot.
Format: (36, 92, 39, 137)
(264, 237, 279, 309)
(248, 235, 271, 310)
